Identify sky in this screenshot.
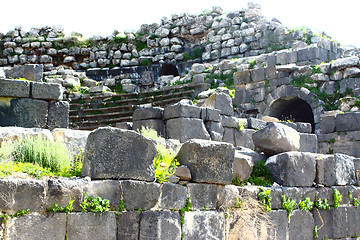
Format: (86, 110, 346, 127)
(0, 0, 358, 47)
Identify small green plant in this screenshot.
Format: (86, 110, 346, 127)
(246, 159, 273, 186)
(232, 176, 242, 186)
(314, 225, 319, 239)
(330, 138, 336, 144)
(298, 197, 313, 211)
(183, 52, 190, 60)
(312, 65, 322, 74)
(314, 197, 330, 210)
(191, 47, 202, 59)
(328, 148, 334, 154)
(353, 198, 360, 207)
(49, 198, 74, 214)
(233, 198, 245, 209)
(118, 200, 125, 211)
(203, 205, 207, 210)
(248, 59, 256, 69)
(349, 190, 353, 200)
(332, 189, 343, 209)
(282, 195, 297, 217)
(12, 208, 30, 218)
(138, 208, 142, 214)
(258, 187, 271, 212)
(80, 192, 110, 213)
(238, 121, 245, 132)
(180, 198, 192, 226)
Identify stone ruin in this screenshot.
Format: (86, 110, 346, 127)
(1, 2, 360, 240)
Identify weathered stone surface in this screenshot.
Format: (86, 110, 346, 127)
(31, 82, 63, 100)
(331, 56, 359, 70)
(217, 185, 239, 209)
(0, 79, 30, 97)
(176, 139, 234, 184)
(67, 212, 117, 240)
(175, 165, 191, 181)
(158, 182, 187, 210)
(0, 127, 54, 146)
(265, 210, 288, 240)
(133, 107, 164, 120)
(120, 180, 160, 210)
(247, 117, 266, 130)
(233, 150, 254, 181)
(234, 71, 251, 85)
(83, 180, 121, 210)
(332, 207, 357, 238)
(205, 121, 223, 141)
(313, 209, 333, 239)
(183, 211, 225, 240)
(47, 101, 69, 130)
(51, 128, 89, 156)
(235, 146, 266, 163)
(265, 152, 316, 187)
(235, 129, 255, 149)
(250, 68, 265, 82)
(10, 98, 48, 128)
(201, 107, 221, 122)
(318, 114, 336, 133)
(316, 153, 356, 186)
(0, 179, 46, 213)
(222, 127, 235, 145)
(47, 179, 84, 212)
(253, 122, 300, 156)
(335, 112, 360, 132)
(296, 122, 312, 133)
(117, 211, 140, 240)
(139, 211, 181, 240)
(201, 92, 234, 116)
(299, 133, 318, 153)
(6, 213, 66, 240)
(166, 118, 210, 143)
(164, 100, 201, 120)
(288, 210, 314, 240)
(4, 64, 43, 81)
(133, 119, 165, 137)
(188, 183, 218, 210)
(82, 127, 157, 181)
(221, 116, 246, 128)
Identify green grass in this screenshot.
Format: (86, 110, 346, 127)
(0, 136, 82, 178)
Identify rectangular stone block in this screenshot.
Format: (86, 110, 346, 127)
(164, 102, 201, 120)
(336, 112, 360, 132)
(287, 51, 298, 63)
(222, 127, 235, 145)
(235, 129, 255, 149)
(0, 179, 46, 213)
(67, 212, 117, 240)
(250, 68, 265, 82)
(166, 118, 210, 143)
(205, 121, 223, 141)
(9, 98, 48, 128)
(221, 115, 246, 128)
(133, 119, 165, 137)
(234, 70, 251, 85)
(234, 88, 252, 104)
(47, 101, 69, 130)
(332, 207, 353, 239)
(265, 66, 277, 80)
(296, 122, 312, 133)
(276, 51, 287, 65)
(5, 213, 66, 240)
(158, 182, 187, 210)
(187, 183, 218, 210)
(31, 82, 63, 100)
(4, 64, 43, 82)
(183, 211, 225, 240)
(0, 79, 30, 97)
(313, 209, 334, 239)
(201, 107, 221, 122)
(288, 210, 314, 240)
(139, 211, 181, 240)
(117, 211, 140, 240)
(299, 133, 318, 153)
(83, 180, 121, 210)
(265, 210, 288, 240)
(133, 107, 164, 121)
(247, 117, 266, 130)
(120, 180, 160, 210)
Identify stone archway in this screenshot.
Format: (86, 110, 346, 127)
(264, 85, 326, 132)
(159, 63, 179, 77)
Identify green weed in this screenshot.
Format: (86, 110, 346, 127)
(80, 192, 110, 213)
(332, 189, 343, 208)
(180, 198, 192, 226)
(282, 195, 297, 217)
(246, 159, 273, 186)
(298, 197, 313, 211)
(258, 187, 271, 212)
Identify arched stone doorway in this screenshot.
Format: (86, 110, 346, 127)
(159, 63, 179, 77)
(268, 96, 315, 131)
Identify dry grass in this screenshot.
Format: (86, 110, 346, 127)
(225, 197, 273, 240)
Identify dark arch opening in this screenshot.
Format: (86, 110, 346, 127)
(159, 64, 179, 77)
(268, 96, 315, 132)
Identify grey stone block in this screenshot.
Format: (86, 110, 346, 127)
(166, 118, 210, 143)
(265, 210, 288, 240)
(235, 129, 255, 149)
(51, 128, 90, 157)
(0, 79, 30, 97)
(217, 185, 239, 209)
(188, 183, 218, 210)
(133, 119, 165, 137)
(158, 182, 187, 210)
(117, 211, 140, 240)
(233, 151, 254, 181)
(5, 213, 66, 240)
(201, 107, 220, 122)
(183, 211, 225, 240)
(0, 179, 46, 213)
(133, 107, 164, 120)
(234, 70, 251, 85)
(82, 127, 156, 181)
(266, 152, 316, 187)
(316, 153, 356, 186)
(313, 209, 334, 239)
(247, 117, 266, 130)
(296, 122, 312, 133)
(83, 180, 121, 210)
(176, 139, 234, 184)
(333, 207, 353, 238)
(67, 212, 117, 240)
(164, 101, 201, 120)
(47, 101, 69, 130)
(250, 68, 265, 82)
(234, 88, 252, 104)
(348, 206, 360, 237)
(139, 211, 181, 240)
(120, 180, 160, 210)
(288, 210, 314, 240)
(31, 82, 63, 100)
(201, 92, 234, 116)
(4, 64, 43, 82)
(222, 127, 235, 145)
(205, 121, 223, 141)
(331, 56, 359, 70)
(10, 98, 48, 128)
(299, 133, 318, 153)
(47, 179, 84, 212)
(339, 78, 360, 93)
(221, 115, 246, 128)
(336, 112, 360, 132)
